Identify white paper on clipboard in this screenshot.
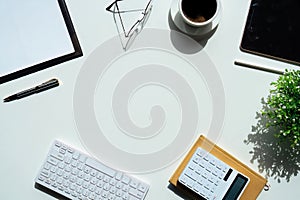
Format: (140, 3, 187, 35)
(0, 0, 80, 82)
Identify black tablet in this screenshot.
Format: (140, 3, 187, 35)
(240, 0, 300, 66)
(0, 0, 82, 84)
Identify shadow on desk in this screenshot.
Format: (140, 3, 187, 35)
(168, 11, 218, 55)
(35, 183, 69, 200)
(244, 98, 300, 183)
(168, 183, 206, 200)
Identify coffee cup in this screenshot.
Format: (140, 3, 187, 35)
(178, 0, 220, 27)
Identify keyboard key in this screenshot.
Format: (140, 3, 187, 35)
(41, 169, 50, 178)
(47, 157, 58, 166)
(138, 183, 148, 193)
(121, 175, 131, 185)
(129, 188, 144, 199)
(86, 158, 116, 178)
(115, 172, 123, 181)
(50, 149, 64, 161)
(129, 179, 138, 188)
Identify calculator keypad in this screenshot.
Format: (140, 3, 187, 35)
(179, 147, 231, 200)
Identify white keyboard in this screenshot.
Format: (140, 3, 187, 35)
(35, 140, 149, 200)
(179, 147, 249, 200)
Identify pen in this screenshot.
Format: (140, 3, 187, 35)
(3, 78, 60, 103)
(234, 60, 285, 75)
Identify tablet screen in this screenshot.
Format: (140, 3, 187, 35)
(240, 0, 300, 65)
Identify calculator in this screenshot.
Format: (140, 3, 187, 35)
(178, 147, 249, 200)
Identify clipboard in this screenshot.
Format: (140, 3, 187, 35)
(169, 135, 267, 199)
(0, 0, 82, 84)
(240, 0, 300, 66)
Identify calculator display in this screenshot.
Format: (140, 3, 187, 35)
(223, 174, 248, 200)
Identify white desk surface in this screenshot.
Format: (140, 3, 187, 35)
(1, 0, 299, 199)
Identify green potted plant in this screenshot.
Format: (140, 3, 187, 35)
(245, 69, 300, 182)
(262, 69, 300, 149)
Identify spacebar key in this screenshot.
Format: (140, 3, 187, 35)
(86, 158, 116, 177)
